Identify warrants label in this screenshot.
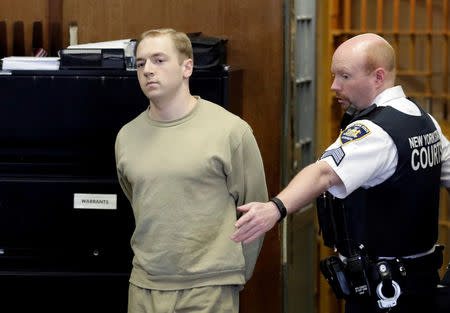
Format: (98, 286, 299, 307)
(73, 193, 117, 210)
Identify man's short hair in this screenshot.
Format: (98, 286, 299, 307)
(136, 28, 193, 63)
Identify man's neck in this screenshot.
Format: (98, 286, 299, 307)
(149, 89, 196, 121)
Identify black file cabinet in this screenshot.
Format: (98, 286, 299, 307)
(0, 68, 237, 313)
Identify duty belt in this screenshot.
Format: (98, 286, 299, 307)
(320, 245, 444, 310)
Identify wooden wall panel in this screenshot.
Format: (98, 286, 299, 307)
(0, 0, 48, 56)
(0, 1, 284, 312)
(48, 0, 63, 56)
(61, 1, 284, 312)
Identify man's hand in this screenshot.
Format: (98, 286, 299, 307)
(231, 201, 281, 244)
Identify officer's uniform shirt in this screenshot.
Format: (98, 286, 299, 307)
(321, 85, 450, 199)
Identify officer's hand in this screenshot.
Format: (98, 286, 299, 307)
(231, 201, 280, 244)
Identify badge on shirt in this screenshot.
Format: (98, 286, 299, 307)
(340, 123, 371, 144)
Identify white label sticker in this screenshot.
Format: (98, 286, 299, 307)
(73, 193, 117, 210)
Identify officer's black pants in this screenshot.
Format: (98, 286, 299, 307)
(345, 269, 440, 313)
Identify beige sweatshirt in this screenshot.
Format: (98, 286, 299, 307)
(115, 97, 268, 290)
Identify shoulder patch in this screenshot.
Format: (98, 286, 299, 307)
(320, 147, 345, 166)
(340, 123, 371, 144)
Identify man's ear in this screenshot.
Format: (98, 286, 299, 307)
(374, 67, 385, 87)
(182, 58, 193, 79)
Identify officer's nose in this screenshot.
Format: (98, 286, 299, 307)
(330, 77, 340, 92)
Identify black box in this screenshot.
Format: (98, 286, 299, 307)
(59, 48, 125, 70)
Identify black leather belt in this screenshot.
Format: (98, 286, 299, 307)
(379, 245, 443, 273)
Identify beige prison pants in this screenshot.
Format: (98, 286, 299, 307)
(128, 283, 240, 313)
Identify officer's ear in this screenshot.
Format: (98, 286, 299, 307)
(374, 67, 386, 87)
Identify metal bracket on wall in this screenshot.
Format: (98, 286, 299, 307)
(293, 137, 312, 172)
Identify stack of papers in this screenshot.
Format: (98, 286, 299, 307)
(67, 39, 132, 50)
(1, 57, 60, 70)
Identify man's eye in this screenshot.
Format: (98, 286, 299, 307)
(136, 62, 145, 68)
(342, 74, 349, 79)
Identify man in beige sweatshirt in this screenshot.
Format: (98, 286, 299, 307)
(115, 28, 268, 313)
